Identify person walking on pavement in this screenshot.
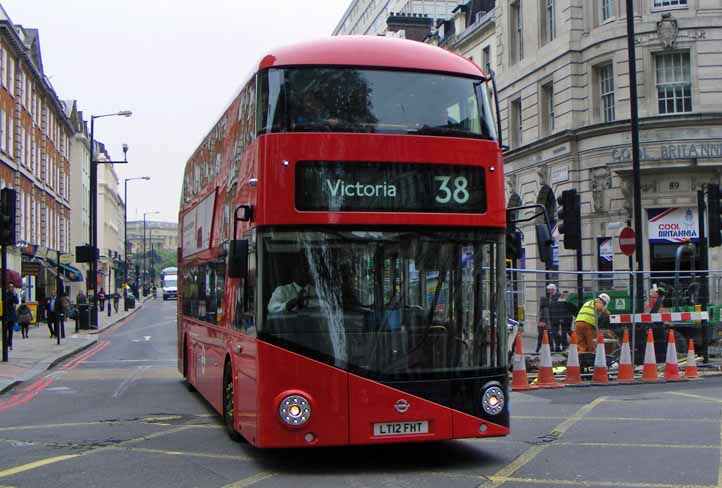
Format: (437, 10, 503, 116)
(113, 291, 120, 312)
(3, 282, 19, 350)
(47, 289, 58, 338)
(58, 292, 70, 339)
(17, 300, 32, 339)
(98, 287, 107, 312)
(574, 293, 611, 353)
(536, 284, 558, 353)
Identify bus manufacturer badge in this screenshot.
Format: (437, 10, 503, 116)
(394, 399, 410, 414)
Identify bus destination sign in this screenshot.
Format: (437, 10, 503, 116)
(295, 161, 486, 213)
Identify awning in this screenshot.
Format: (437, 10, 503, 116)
(46, 259, 85, 282)
(1, 268, 22, 287)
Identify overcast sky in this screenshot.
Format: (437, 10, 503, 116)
(2, 0, 349, 222)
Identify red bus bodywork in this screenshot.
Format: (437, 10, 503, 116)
(178, 36, 508, 448)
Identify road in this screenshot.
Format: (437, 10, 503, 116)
(1, 300, 722, 487)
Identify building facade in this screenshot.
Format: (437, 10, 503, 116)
(493, 0, 722, 284)
(97, 142, 124, 294)
(333, 0, 459, 36)
(0, 7, 76, 303)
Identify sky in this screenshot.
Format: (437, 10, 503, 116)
(2, 0, 350, 223)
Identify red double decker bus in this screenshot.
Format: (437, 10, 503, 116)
(177, 36, 508, 448)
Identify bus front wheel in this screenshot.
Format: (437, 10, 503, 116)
(223, 362, 243, 442)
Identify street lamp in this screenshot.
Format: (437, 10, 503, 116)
(89, 110, 132, 326)
(124, 176, 150, 309)
(143, 211, 159, 296)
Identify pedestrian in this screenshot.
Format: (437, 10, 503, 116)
(76, 291, 87, 304)
(58, 293, 70, 339)
(98, 288, 106, 312)
(536, 284, 558, 353)
(113, 292, 120, 312)
(17, 301, 32, 339)
(47, 289, 58, 338)
(574, 293, 611, 353)
(3, 282, 19, 350)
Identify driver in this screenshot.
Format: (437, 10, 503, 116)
(267, 262, 323, 314)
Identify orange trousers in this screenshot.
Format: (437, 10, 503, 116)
(575, 322, 596, 353)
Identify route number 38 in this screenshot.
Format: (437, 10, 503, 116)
(434, 176, 470, 204)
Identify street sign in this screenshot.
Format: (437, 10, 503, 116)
(59, 254, 73, 265)
(619, 227, 636, 256)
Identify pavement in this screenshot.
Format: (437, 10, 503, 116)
(0, 295, 155, 394)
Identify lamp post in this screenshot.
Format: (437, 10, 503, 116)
(124, 176, 150, 310)
(89, 110, 132, 326)
(143, 211, 159, 296)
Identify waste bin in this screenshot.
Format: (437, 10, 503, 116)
(77, 304, 90, 330)
(125, 296, 136, 309)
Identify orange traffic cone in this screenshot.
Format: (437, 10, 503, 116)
(511, 333, 532, 390)
(664, 329, 681, 381)
(564, 330, 582, 385)
(592, 331, 609, 384)
(537, 330, 562, 388)
(684, 339, 699, 379)
(617, 329, 634, 383)
(642, 328, 659, 382)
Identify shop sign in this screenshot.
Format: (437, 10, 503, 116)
(647, 207, 698, 243)
(612, 142, 722, 162)
(21, 262, 41, 276)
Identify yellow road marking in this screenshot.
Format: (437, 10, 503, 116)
(222, 471, 275, 487)
(0, 455, 79, 479)
(487, 397, 606, 487)
(0, 421, 118, 432)
(514, 415, 718, 423)
(718, 407, 722, 488)
(142, 415, 183, 422)
(109, 446, 253, 461)
(670, 392, 722, 403)
(487, 476, 714, 488)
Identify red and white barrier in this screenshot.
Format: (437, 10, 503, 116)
(610, 312, 708, 324)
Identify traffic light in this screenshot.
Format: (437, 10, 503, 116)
(0, 188, 16, 246)
(556, 189, 581, 250)
(506, 226, 522, 261)
(708, 183, 721, 248)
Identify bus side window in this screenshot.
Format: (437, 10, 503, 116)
(232, 240, 257, 335)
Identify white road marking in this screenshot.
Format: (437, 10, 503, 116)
(112, 366, 151, 399)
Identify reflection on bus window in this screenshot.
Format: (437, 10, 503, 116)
(257, 68, 497, 141)
(259, 228, 505, 379)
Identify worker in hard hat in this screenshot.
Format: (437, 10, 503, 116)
(574, 293, 611, 353)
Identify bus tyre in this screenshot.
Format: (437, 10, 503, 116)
(223, 364, 243, 442)
(183, 339, 195, 392)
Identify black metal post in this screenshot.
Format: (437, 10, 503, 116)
(698, 190, 709, 362)
(56, 250, 62, 345)
(89, 116, 98, 327)
(626, 0, 645, 312)
(1, 242, 7, 362)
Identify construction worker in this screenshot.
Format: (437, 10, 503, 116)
(574, 293, 611, 353)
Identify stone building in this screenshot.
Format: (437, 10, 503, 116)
(493, 0, 722, 285)
(333, 0, 459, 36)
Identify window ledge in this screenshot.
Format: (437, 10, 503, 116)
(601, 16, 616, 25)
(651, 5, 688, 13)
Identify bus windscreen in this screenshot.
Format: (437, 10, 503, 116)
(295, 161, 486, 213)
(257, 67, 497, 140)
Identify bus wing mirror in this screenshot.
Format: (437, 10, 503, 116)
(228, 239, 249, 279)
(535, 224, 554, 266)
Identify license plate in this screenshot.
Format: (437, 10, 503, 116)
(373, 421, 429, 436)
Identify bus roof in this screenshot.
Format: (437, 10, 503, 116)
(259, 36, 484, 78)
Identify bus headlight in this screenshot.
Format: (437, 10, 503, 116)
(279, 395, 311, 426)
(481, 385, 505, 416)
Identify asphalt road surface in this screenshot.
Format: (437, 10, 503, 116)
(1, 300, 722, 488)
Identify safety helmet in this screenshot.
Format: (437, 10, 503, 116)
(598, 293, 610, 306)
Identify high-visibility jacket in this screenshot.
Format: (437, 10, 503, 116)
(575, 299, 597, 327)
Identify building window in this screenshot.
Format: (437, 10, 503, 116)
(510, 97, 522, 148)
(598, 64, 615, 122)
(653, 0, 687, 8)
(600, 0, 614, 21)
(482, 45, 491, 72)
(510, 1, 523, 64)
(655, 52, 692, 114)
(541, 82, 554, 135)
(541, 0, 556, 44)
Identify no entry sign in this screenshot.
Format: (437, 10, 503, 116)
(619, 227, 636, 256)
